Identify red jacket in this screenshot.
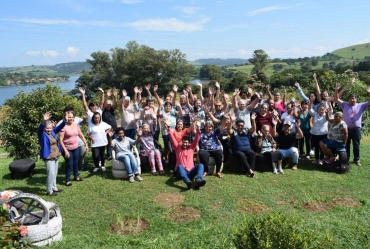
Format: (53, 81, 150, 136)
(168, 128, 200, 171)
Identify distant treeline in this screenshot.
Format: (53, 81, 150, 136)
(48, 62, 90, 74)
(194, 58, 250, 66)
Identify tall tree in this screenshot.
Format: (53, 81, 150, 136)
(249, 49, 270, 74)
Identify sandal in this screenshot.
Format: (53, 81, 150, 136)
(216, 172, 224, 178)
(151, 171, 159, 176)
(159, 170, 166, 176)
(74, 177, 84, 182)
(65, 182, 72, 186)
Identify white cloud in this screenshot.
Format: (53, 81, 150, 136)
(248, 4, 304, 16)
(353, 38, 370, 45)
(120, 0, 142, 4)
(175, 6, 203, 14)
(26, 50, 59, 57)
(1, 18, 125, 27)
(66, 46, 80, 56)
(127, 18, 209, 32)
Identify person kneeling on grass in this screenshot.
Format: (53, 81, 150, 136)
(167, 120, 206, 190)
(319, 111, 348, 164)
(109, 127, 143, 183)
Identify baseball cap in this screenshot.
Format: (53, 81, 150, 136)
(283, 120, 291, 126)
(106, 100, 113, 105)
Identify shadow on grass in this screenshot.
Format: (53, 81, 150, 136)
(165, 176, 190, 192)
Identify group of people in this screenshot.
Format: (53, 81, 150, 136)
(37, 73, 370, 193)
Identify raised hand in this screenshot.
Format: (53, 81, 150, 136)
(203, 104, 209, 113)
(209, 87, 214, 95)
(265, 84, 270, 91)
(43, 112, 51, 121)
(257, 130, 262, 136)
(335, 83, 341, 90)
(294, 82, 300, 88)
(138, 87, 143, 93)
(173, 85, 178, 92)
(296, 119, 301, 127)
(272, 116, 278, 126)
(233, 89, 240, 96)
(153, 85, 158, 92)
(98, 87, 104, 93)
(221, 90, 225, 97)
(186, 85, 192, 93)
(196, 82, 202, 88)
(272, 109, 278, 117)
(283, 89, 287, 95)
(247, 87, 253, 95)
(215, 81, 220, 89)
(108, 130, 114, 138)
(183, 90, 189, 97)
(106, 89, 112, 97)
(145, 83, 151, 91)
(351, 77, 356, 84)
(78, 87, 85, 94)
(137, 128, 143, 137)
(122, 89, 127, 97)
(169, 91, 174, 98)
(134, 112, 141, 120)
(175, 100, 180, 107)
(113, 89, 118, 97)
(251, 112, 256, 120)
(313, 73, 317, 79)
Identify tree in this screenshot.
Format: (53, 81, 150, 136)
(0, 85, 84, 160)
(199, 64, 223, 80)
(75, 41, 195, 98)
(249, 49, 270, 74)
(230, 71, 248, 90)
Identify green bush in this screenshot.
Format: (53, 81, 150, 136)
(233, 212, 333, 249)
(0, 84, 84, 160)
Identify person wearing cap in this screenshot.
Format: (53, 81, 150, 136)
(271, 118, 303, 170)
(102, 89, 118, 160)
(334, 81, 370, 166)
(281, 103, 297, 132)
(319, 111, 348, 164)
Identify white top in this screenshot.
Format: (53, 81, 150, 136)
(308, 108, 331, 135)
(87, 108, 102, 129)
(281, 113, 296, 132)
(88, 121, 111, 148)
(120, 105, 136, 130)
(236, 107, 251, 129)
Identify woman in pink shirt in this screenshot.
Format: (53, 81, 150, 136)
(267, 85, 286, 114)
(59, 111, 89, 187)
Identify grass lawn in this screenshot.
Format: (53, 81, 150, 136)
(1, 138, 370, 249)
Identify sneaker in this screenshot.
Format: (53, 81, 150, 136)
(278, 166, 285, 174)
(310, 150, 315, 156)
(272, 167, 278, 174)
(185, 181, 192, 190)
(128, 176, 135, 183)
(354, 161, 362, 166)
(135, 175, 143, 182)
(193, 180, 206, 190)
(292, 165, 298, 170)
(93, 167, 99, 172)
(318, 160, 324, 165)
(101, 166, 107, 172)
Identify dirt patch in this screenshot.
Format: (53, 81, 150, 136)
(109, 218, 149, 235)
(301, 201, 334, 212)
(238, 199, 271, 214)
(165, 206, 201, 223)
(331, 197, 363, 208)
(154, 192, 185, 208)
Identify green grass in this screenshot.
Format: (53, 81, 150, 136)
(332, 42, 370, 60)
(1, 139, 370, 248)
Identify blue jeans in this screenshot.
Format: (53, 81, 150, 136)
(346, 127, 361, 162)
(176, 164, 204, 183)
(65, 148, 80, 182)
(124, 129, 136, 140)
(118, 153, 139, 176)
(279, 147, 299, 164)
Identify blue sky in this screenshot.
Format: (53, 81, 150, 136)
(1, 0, 369, 66)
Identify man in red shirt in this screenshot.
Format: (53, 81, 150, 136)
(167, 122, 206, 190)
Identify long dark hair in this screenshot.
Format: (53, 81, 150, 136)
(91, 112, 101, 125)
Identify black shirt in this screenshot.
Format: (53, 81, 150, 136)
(277, 130, 296, 149)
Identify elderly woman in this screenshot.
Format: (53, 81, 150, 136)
(88, 112, 112, 172)
(37, 111, 67, 196)
(136, 114, 165, 176)
(110, 128, 143, 183)
(255, 125, 284, 174)
(198, 120, 226, 178)
(319, 111, 348, 164)
(255, 103, 274, 133)
(59, 111, 89, 186)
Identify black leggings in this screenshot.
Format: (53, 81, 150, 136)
(233, 150, 256, 172)
(297, 133, 311, 155)
(198, 149, 223, 173)
(91, 146, 105, 167)
(311, 134, 327, 160)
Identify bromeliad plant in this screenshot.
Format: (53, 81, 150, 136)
(0, 191, 32, 248)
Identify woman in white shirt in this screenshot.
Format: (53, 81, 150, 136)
(88, 112, 111, 172)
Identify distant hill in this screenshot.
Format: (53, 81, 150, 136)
(332, 43, 370, 60)
(48, 62, 90, 74)
(192, 58, 249, 66)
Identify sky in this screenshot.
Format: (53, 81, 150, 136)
(1, 0, 370, 67)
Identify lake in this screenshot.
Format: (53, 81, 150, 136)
(0, 75, 80, 106)
(0, 76, 209, 106)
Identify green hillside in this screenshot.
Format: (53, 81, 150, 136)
(332, 42, 370, 60)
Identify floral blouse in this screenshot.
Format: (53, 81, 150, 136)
(199, 128, 222, 151)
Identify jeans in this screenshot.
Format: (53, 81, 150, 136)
(65, 148, 80, 182)
(124, 129, 136, 140)
(346, 127, 361, 162)
(176, 164, 204, 183)
(279, 147, 299, 164)
(78, 144, 86, 170)
(45, 158, 59, 194)
(118, 153, 139, 176)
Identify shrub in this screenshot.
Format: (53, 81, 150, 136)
(233, 212, 333, 249)
(0, 84, 84, 160)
